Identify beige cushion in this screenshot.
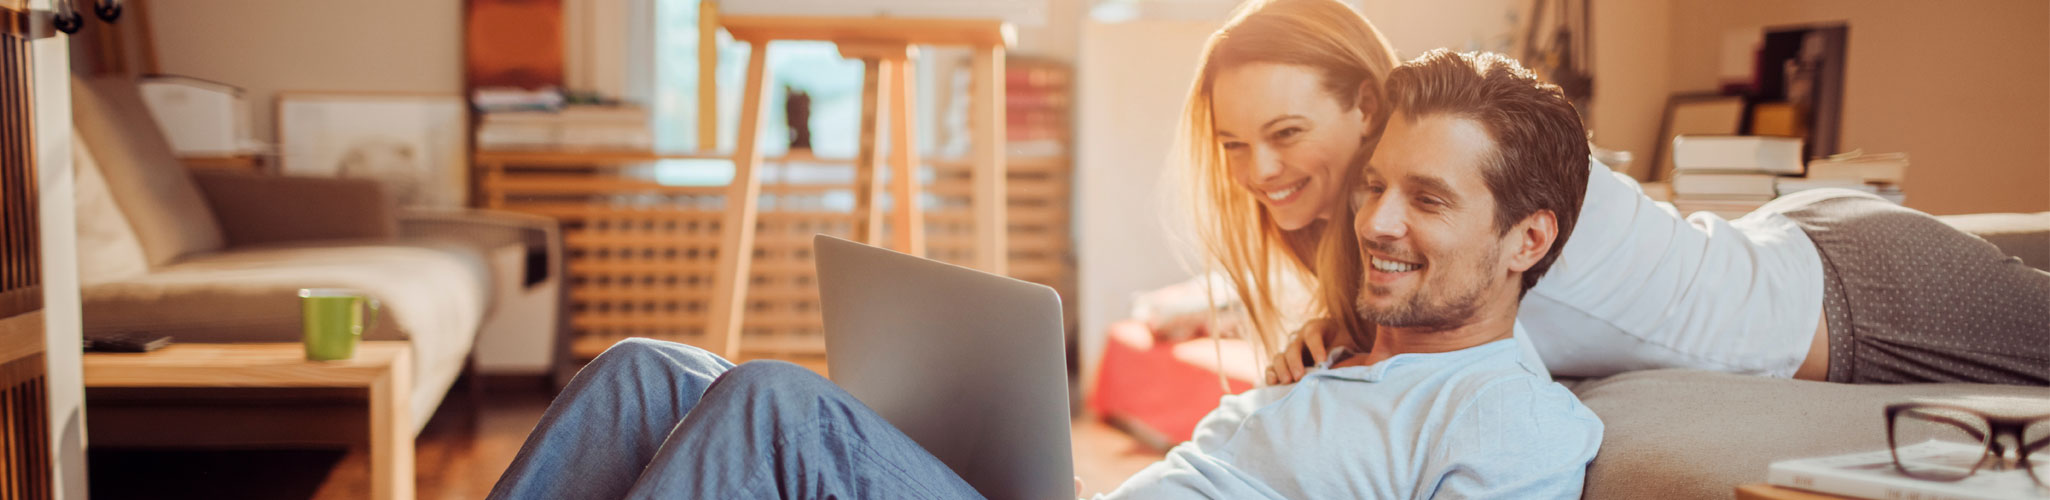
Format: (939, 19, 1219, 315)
(79, 239, 490, 430)
(1573, 370, 2050, 500)
(71, 130, 150, 286)
(70, 76, 224, 266)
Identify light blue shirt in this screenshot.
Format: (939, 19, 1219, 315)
(1099, 329, 1603, 499)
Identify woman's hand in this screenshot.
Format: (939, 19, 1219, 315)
(1263, 319, 1340, 386)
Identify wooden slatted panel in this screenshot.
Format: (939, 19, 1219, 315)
(481, 63, 1075, 363)
(0, 23, 51, 500)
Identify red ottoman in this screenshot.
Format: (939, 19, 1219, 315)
(1088, 320, 1258, 449)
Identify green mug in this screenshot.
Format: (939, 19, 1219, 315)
(299, 288, 380, 361)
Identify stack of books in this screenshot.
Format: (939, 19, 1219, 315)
(1006, 61, 1070, 159)
(1669, 135, 1804, 219)
(1781, 151, 1908, 204)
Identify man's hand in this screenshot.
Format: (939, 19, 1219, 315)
(1263, 319, 1343, 386)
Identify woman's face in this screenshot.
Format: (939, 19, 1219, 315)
(1212, 63, 1374, 231)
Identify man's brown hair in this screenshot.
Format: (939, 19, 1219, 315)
(1381, 49, 1590, 294)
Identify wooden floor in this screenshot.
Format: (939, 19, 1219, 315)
(89, 378, 1165, 499)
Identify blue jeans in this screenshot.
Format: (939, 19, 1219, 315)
(487, 338, 983, 499)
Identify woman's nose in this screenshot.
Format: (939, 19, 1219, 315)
(1251, 146, 1284, 180)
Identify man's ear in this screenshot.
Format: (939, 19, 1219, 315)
(1504, 210, 1558, 273)
(1354, 80, 1381, 131)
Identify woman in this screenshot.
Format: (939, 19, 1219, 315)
(1164, 0, 1399, 381)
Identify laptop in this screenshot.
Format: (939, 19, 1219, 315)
(813, 235, 1075, 500)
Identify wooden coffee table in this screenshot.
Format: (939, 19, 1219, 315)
(83, 341, 415, 500)
(1736, 483, 1857, 499)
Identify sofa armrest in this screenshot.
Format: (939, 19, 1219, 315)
(399, 208, 562, 286)
(192, 171, 398, 247)
(1939, 212, 2050, 272)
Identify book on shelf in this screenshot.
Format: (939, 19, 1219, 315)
(1767, 441, 2050, 500)
(1774, 178, 1908, 204)
(1673, 170, 1781, 198)
(1671, 195, 1773, 220)
(1774, 177, 1870, 195)
(1672, 135, 1806, 175)
(1807, 150, 1909, 185)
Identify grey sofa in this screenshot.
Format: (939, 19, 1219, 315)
(1574, 211, 2050, 499)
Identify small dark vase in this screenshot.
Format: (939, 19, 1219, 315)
(785, 87, 812, 152)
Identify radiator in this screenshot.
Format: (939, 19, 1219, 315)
(0, 6, 51, 498)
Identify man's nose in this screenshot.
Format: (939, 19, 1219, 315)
(1356, 195, 1407, 241)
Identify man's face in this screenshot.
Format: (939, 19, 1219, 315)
(1351, 112, 1518, 330)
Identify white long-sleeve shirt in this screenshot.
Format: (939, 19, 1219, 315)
(1099, 332, 1603, 499)
(1519, 160, 1826, 378)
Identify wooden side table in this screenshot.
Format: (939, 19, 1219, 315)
(83, 342, 415, 500)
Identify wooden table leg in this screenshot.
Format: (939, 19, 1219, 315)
(851, 57, 891, 246)
(889, 52, 924, 256)
(368, 349, 413, 500)
(705, 41, 775, 359)
(970, 44, 1008, 274)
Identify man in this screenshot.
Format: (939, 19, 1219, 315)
(488, 49, 1602, 499)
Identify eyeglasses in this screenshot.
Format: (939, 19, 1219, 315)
(1885, 400, 2050, 486)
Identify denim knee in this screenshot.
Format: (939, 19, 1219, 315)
(717, 360, 839, 402)
(590, 338, 731, 372)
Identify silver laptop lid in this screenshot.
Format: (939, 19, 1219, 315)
(813, 235, 1074, 500)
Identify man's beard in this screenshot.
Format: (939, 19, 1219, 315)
(1354, 240, 1495, 332)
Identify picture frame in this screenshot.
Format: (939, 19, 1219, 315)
(276, 93, 469, 207)
(1649, 93, 1746, 181)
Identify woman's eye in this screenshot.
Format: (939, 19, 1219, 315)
(1221, 141, 1248, 151)
(1272, 127, 1303, 141)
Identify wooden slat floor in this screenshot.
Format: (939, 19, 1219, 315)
(88, 379, 1165, 499)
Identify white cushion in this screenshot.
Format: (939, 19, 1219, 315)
(72, 131, 150, 286)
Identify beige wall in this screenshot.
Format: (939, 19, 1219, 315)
(1074, 18, 1223, 394)
(1588, 0, 1672, 180)
(1655, 0, 2050, 215)
(147, 0, 464, 143)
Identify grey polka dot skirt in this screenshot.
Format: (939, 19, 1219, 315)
(1770, 188, 2050, 386)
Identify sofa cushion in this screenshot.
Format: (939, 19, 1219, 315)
(71, 130, 150, 286)
(1572, 370, 2050, 500)
(71, 76, 225, 267)
(80, 239, 491, 429)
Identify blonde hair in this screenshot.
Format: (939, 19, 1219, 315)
(1178, 0, 1399, 356)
